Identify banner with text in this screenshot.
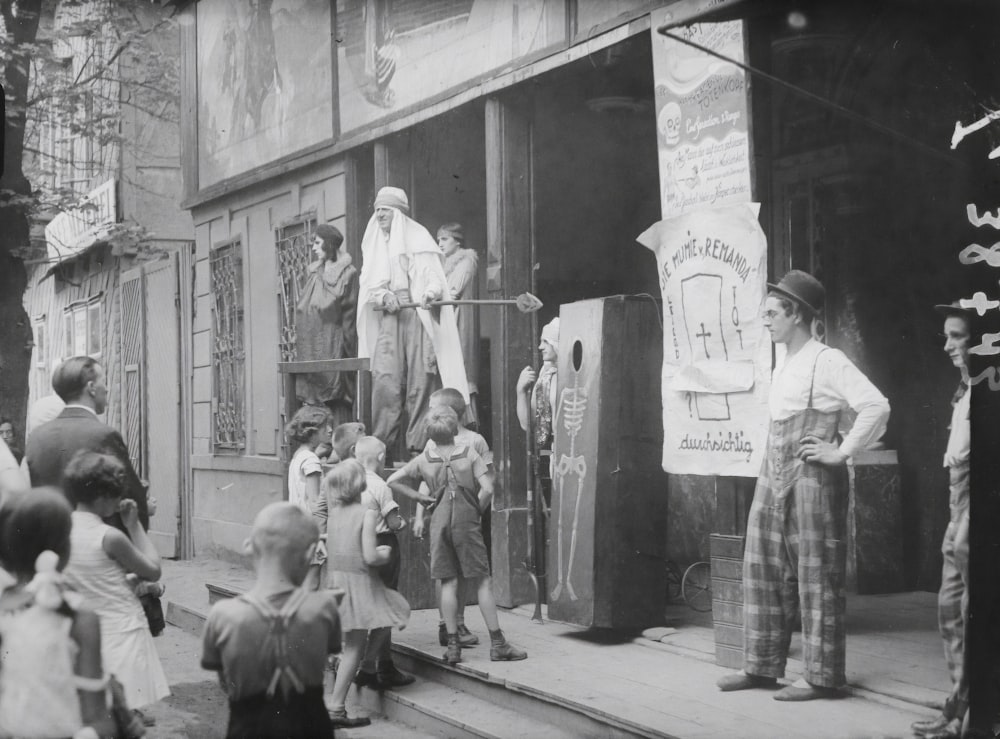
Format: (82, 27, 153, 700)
(637, 204, 770, 476)
(650, 11, 751, 220)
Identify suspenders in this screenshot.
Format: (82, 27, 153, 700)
(807, 347, 829, 409)
(241, 588, 310, 699)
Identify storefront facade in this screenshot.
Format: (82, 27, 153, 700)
(179, 0, 989, 601)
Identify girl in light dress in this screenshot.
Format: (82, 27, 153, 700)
(324, 459, 410, 729)
(0, 487, 115, 739)
(62, 451, 170, 717)
(285, 404, 334, 590)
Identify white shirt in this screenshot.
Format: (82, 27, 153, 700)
(944, 385, 970, 469)
(287, 447, 323, 516)
(362, 470, 399, 535)
(770, 339, 889, 458)
(0, 440, 26, 495)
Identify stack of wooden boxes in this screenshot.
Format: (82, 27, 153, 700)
(710, 533, 745, 668)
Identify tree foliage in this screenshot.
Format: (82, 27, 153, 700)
(0, 0, 179, 439)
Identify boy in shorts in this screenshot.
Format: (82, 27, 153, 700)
(387, 406, 527, 665)
(201, 503, 341, 738)
(413, 388, 494, 647)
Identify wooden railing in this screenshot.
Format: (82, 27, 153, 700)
(277, 357, 372, 434)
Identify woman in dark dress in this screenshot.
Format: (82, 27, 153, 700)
(295, 224, 359, 426)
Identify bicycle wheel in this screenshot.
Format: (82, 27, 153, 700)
(665, 560, 683, 602)
(682, 561, 712, 612)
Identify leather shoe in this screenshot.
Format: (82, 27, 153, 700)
(773, 684, 841, 701)
(377, 663, 416, 688)
(328, 711, 372, 729)
(912, 715, 951, 736)
(353, 669, 379, 689)
(457, 623, 480, 647)
(716, 673, 777, 692)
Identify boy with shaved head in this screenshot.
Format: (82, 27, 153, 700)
(201, 503, 341, 738)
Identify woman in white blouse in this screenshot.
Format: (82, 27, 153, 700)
(717, 270, 890, 701)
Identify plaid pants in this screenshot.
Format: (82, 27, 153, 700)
(939, 463, 969, 720)
(743, 408, 848, 688)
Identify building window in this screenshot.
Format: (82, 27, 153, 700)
(210, 239, 246, 451)
(62, 298, 102, 359)
(275, 215, 316, 362)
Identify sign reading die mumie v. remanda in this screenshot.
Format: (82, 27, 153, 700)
(638, 204, 770, 477)
(643, 10, 768, 477)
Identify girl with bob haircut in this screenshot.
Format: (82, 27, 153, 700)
(62, 450, 170, 717)
(285, 404, 334, 589)
(322, 459, 409, 729)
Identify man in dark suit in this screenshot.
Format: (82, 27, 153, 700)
(25, 356, 149, 530)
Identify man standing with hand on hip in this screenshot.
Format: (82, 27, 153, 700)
(716, 270, 890, 701)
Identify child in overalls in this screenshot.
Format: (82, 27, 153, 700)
(716, 270, 889, 701)
(387, 406, 527, 665)
(413, 387, 494, 649)
(201, 503, 341, 738)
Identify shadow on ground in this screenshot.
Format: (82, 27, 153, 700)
(145, 680, 228, 739)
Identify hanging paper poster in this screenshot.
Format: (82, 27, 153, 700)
(637, 203, 770, 476)
(650, 10, 752, 220)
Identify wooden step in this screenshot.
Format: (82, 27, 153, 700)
(355, 679, 585, 739)
(388, 644, 670, 739)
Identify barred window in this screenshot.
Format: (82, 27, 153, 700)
(275, 215, 316, 362)
(210, 239, 246, 451)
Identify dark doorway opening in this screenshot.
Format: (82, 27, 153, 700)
(531, 34, 662, 326)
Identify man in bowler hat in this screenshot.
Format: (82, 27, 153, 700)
(716, 270, 890, 700)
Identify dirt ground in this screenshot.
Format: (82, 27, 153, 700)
(143, 627, 229, 738)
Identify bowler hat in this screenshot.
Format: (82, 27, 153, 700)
(767, 270, 825, 314)
(934, 300, 973, 319)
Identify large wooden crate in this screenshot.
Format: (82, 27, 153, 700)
(546, 297, 669, 629)
(710, 533, 745, 668)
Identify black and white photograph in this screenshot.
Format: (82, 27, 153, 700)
(0, 0, 998, 737)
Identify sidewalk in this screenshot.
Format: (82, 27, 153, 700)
(163, 557, 946, 739)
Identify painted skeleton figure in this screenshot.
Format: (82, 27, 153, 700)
(550, 358, 588, 602)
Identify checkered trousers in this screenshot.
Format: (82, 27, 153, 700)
(939, 462, 969, 720)
(743, 408, 849, 688)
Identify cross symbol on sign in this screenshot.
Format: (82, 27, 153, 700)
(696, 322, 712, 358)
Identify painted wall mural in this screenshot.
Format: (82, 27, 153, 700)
(336, 0, 566, 134)
(197, 0, 334, 187)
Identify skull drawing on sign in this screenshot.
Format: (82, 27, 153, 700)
(658, 102, 682, 147)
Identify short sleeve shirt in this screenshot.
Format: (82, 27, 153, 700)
(398, 445, 487, 494)
(201, 588, 341, 701)
(362, 471, 399, 535)
(288, 447, 323, 515)
(426, 428, 493, 468)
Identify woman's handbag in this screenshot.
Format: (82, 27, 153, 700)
(139, 593, 165, 637)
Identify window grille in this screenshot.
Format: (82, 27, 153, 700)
(275, 216, 316, 362)
(210, 239, 246, 451)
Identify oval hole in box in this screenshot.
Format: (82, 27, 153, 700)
(572, 340, 583, 372)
